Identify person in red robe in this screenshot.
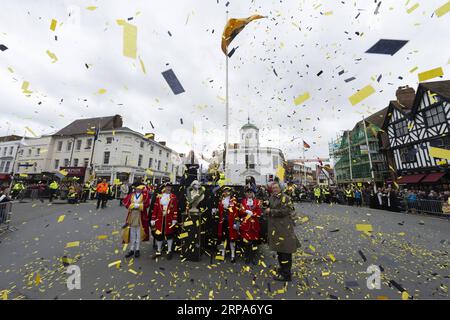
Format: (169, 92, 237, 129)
(216, 187, 240, 263)
(150, 183, 178, 260)
(122, 185, 150, 258)
(239, 187, 262, 265)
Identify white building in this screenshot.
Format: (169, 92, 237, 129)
(213, 120, 286, 185)
(51, 115, 183, 183)
(15, 135, 55, 178)
(0, 135, 22, 183)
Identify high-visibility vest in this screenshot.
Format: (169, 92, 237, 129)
(345, 190, 353, 198)
(49, 182, 59, 190)
(96, 183, 108, 194)
(323, 189, 330, 195)
(314, 188, 321, 196)
(13, 183, 24, 190)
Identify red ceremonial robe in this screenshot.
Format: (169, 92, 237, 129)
(239, 198, 261, 241)
(217, 197, 240, 242)
(122, 192, 150, 242)
(151, 193, 178, 235)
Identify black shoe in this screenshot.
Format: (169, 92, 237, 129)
(167, 252, 173, 260)
(230, 257, 236, 263)
(134, 250, 140, 258)
(125, 251, 134, 258)
(273, 274, 291, 282)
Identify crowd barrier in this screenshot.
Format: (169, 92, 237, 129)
(0, 202, 13, 233)
(404, 198, 450, 216)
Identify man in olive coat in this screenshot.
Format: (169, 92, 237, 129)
(265, 182, 300, 282)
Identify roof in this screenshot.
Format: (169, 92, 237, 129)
(54, 115, 123, 136)
(365, 106, 389, 128)
(419, 80, 450, 100)
(0, 135, 22, 143)
(241, 123, 259, 130)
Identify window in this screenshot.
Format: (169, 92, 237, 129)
(83, 158, 89, 167)
(249, 154, 255, 169)
(67, 141, 72, 151)
(103, 152, 110, 165)
(86, 139, 93, 149)
(394, 120, 408, 137)
(64, 159, 70, 167)
(28, 149, 32, 156)
(148, 158, 153, 168)
(400, 147, 417, 163)
(138, 155, 143, 167)
(2, 148, 6, 156)
(76, 140, 82, 150)
(54, 159, 60, 169)
(106, 137, 113, 144)
(159, 149, 162, 155)
(140, 141, 144, 148)
(9, 146, 13, 155)
(73, 158, 79, 167)
(57, 141, 63, 151)
(0, 161, 5, 172)
(4, 161, 10, 173)
(150, 145, 154, 152)
(424, 105, 446, 127)
(157, 160, 161, 170)
(36, 148, 40, 156)
(165, 162, 168, 171)
(272, 156, 278, 169)
(166, 152, 169, 158)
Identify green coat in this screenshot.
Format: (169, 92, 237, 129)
(267, 193, 300, 254)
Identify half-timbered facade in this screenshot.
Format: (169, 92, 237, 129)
(385, 81, 450, 186)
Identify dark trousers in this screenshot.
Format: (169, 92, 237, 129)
(347, 197, 354, 206)
(49, 190, 56, 202)
(355, 198, 362, 207)
(277, 252, 292, 279)
(96, 193, 107, 209)
(80, 190, 88, 202)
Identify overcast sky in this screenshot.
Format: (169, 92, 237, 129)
(0, 0, 449, 166)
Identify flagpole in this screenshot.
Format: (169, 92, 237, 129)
(303, 146, 306, 186)
(224, 10, 229, 181)
(347, 130, 353, 182)
(362, 116, 376, 193)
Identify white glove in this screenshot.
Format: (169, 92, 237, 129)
(150, 220, 155, 227)
(246, 210, 253, 216)
(171, 220, 177, 226)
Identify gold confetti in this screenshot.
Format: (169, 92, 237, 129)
(57, 215, 65, 223)
(65, 241, 80, 248)
(349, 85, 376, 106)
(418, 67, 444, 82)
(294, 92, 310, 106)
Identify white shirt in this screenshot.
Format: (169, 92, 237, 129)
(222, 196, 230, 209)
(161, 193, 171, 215)
(246, 198, 253, 207)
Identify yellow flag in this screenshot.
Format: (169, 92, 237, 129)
(221, 14, 265, 55)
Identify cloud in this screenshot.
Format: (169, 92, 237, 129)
(0, 0, 449, 167)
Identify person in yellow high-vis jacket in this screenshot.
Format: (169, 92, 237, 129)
(48, 180, 59, 202)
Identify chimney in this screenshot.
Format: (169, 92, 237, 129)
(396, 86, 415, 108)
(158, 141, 166, 146)
(113, 115, 123, 128)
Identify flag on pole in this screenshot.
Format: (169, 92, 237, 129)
(221, 14, 265, 55)
(303, 140, 311, 149)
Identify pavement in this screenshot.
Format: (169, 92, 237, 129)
(0, 199, 448, 300)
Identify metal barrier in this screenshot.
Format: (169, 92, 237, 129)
(404, 198, 450, 216)
(0, 202, 13, 233)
